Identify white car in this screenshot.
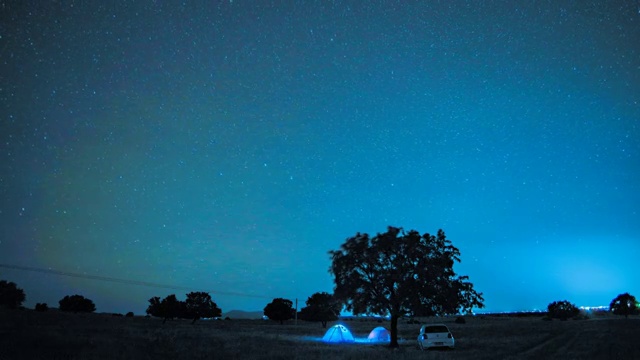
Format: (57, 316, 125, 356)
(417, 324, 455, 350)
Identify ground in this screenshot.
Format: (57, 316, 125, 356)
(1, 308, 639, 359)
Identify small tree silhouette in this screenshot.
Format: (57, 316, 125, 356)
(547, 300, 579, 320)
(298, 292, 340, 328)
(609, 293, 639, 318)
(0, 280, 26, 309)
(185, 291, 222, 323)
(35, 303, 49, 312)
(264, 298, 295, 324)
(59, 295, 96, 313)
(146, 296, 163, 317)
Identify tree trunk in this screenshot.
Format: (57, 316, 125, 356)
(389, 314, 399, 348)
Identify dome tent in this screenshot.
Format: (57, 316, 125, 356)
(367, 326, 390, 342)
(322, 324, 355, 343)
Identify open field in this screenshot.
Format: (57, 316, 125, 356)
(1, 308, 639, 359)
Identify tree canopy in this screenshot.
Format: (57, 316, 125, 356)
(185, 291, 222, 323)
(146, 294, 186, 323)
(146, 296, 163, 318)
(147, 293, 222, 324)
(263, 298, 295, 324)
(547, 300, 579, 320)
(0, 280, 26, 309)
(329, 226, 484, 347)
(298, 292, 341, 328)
(59, 294, 96, 313)
(609, 293, 639, 318)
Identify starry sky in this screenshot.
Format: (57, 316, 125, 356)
(1, 1, 639, 315)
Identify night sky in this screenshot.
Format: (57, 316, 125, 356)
(1, 1, 639, 315)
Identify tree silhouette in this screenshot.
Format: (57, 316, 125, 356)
(298, 292, 340, 328)
(263, 298, 295, 324)
(547, 300, 579, 320)
(146, 296, 163, 318)
(160, 294, 185, 323)
(0, 280, 26, 309)
(185, 291, 222, 323)
(329, 226, 484, 348)
(35, 303, 49, 312)
(59, 295, 96, 313)
(609, 293, 639, 318)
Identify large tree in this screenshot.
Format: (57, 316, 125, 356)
(0, 280, 26, 309)
(263, 298, 295, 324)
(185, 291, 222, 323)
(610, 293, 639, 318)
(329, 226, 484, 348)
(298, 292, 341, 328)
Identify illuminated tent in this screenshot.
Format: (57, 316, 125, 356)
(322, 324, 355, 343)
(367, 326, 390, 342)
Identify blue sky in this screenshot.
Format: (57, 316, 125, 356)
(1, 1, 639, 315)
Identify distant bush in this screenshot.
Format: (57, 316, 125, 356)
(126, 312, 134, 317)
(0, 280, 26, 309)
(455, 316, 466, 324)
(547, 300, 579, 320)
(59, 295, 96, 313)
(112, 313, 123, 317)
(35, 303, 48, 312)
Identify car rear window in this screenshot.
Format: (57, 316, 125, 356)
(424, 326, 449, 333)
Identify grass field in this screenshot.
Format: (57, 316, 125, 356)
(1, 308, 639, 359)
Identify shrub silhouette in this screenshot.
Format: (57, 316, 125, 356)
(35, 303, 49, 312)
(547, 300, 579, 320)
(0, 280, 26, 309)
(126, 311, 134, 317)
(609, 293, 639, 318)
(59, 295, 96, 313)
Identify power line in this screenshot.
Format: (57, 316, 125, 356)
(0, 263, 273, 299)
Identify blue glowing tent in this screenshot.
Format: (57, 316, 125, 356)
(367, 326, 390, 342)
(322, 324, 355, 343)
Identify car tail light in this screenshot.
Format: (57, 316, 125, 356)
(447, 333, 452, 338)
